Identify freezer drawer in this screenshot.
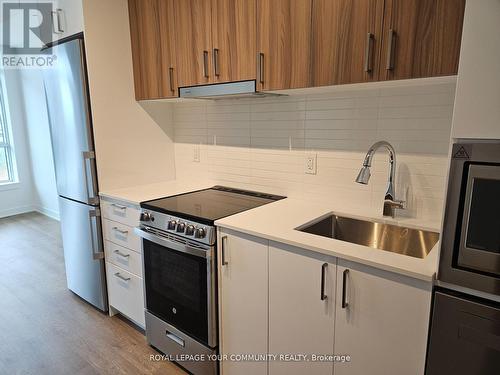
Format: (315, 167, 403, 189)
(426, 290, 500, 375)
(59, 197, 107, 311)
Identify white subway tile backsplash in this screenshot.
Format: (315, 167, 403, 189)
(173, 81, 455, 222)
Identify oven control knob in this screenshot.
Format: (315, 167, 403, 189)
(167, 220, 177, 230)
(185, 225, 195, 236)
(176, 222, 186, 233)
(195, 227, 206, 239)
(140, 212, 152, 222)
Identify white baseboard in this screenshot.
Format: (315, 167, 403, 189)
(0, 205, 35, 219)
(34, 205, 60, 221)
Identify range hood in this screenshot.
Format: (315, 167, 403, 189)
(179, 80, 284, 99)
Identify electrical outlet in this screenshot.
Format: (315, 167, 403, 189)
(305, 153, 317, 175)
(193, 145, 200, 162)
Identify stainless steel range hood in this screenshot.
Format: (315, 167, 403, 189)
(179, 80, 284, 99)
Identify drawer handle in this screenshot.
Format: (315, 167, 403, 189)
(114, 249, 130, 258)
(111, 203, 127, 210)
(166, 330, 185, 347)
(114, 272, 131, 282)
(112, 227, 128, 235)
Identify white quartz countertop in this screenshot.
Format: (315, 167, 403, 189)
(99, 180, 215, 206)
(215, 198, 441, 282)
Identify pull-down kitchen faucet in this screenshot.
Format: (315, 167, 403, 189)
(355, 141, 405, 217)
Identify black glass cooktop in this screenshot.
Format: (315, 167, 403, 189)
(141, 186, 285, 225)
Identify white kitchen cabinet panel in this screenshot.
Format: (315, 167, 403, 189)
(104, 240, 142, 278)
(269, 242, 336, 375)
(49, 0, 84, 41)
(451, 0, 500, 139)
(106, 262, 145, 327)
(218, 229, 268, 375)
(334, 259, 432, 375)
(101, 199, 141, 228)
(102, 218, 141, 253)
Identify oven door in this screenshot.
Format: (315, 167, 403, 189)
(136, 226, 216, 348)
(457, 164, 500, 276)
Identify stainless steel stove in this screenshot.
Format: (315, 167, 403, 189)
(134, 186, 285, 374)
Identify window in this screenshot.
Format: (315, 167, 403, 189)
(0, 77, 17, 184)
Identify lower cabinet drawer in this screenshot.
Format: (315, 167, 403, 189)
(103, 218, 141, 252)
(106, 262, 145, 327)
(104, 240, 143, 278)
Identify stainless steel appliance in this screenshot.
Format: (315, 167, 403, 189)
(135, 186, 285, 375)
(179, 80, 283, 99)
(42, 34, 107, 312)
(427, 141, 500, 374)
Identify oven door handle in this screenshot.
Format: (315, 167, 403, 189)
(134, 227, 210, 259)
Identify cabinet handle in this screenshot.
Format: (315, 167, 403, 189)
(258, 53, 264, 84)
(221, 235, 228, 266)
(213, 48, 220, 77)
(203, 50, 209, 78)
(169, 67, 175, 92)
(111, 203, 127, 210)
(364, 33, 374, 73)
(112, 227, 128, 235)
(114, 272, 131, 282)
(342, 269, 349, 308)
(386, 29, 396, 71)
(320, 263, 328, 301)
(114, 249, 130, 258)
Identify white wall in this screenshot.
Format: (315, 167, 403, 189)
(174, 80, 456, 223)
(18, 70, 59, 219)
(1, 69, 59, 220)
(451, 0, 500, 139)
(0, 70, 35, 218)
(82, 0, 176, 191)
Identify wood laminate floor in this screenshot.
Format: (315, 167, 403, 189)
(0, 212, 186, 375)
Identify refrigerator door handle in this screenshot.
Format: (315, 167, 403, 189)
(89, 208, 104, 260)
(83, 151, 99, 205)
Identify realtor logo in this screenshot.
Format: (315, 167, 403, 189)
(2, 2, 52, 54)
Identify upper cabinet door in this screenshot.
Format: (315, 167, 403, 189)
(311, 0, 384, 86)
(211, 0, 257, 83)
(173, 0, 213, 87)
(257, 0, 313, 91)
(128, 0, 176, 100)
(380, 0, 466, 80)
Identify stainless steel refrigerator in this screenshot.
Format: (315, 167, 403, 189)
(42, 35, 107, 311)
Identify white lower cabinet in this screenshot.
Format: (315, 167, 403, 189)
(269, 242, 336, 375)
(218, 229, 432, 375)
(334, 259, 432, 375)
(106, 262, 145, 327)
(218, 229, 269, 375)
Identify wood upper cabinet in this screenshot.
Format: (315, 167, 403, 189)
(257, 0, 313, 90)
(211, 0, 257, 83)
(173, 0, 213, 87)
(380, 0, 466, 80)
(311, 0, 385, 86)
(128, 0, 176, 100)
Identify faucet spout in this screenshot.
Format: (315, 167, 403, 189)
(355, 141, 404, 217)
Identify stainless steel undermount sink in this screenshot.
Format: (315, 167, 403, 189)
(296, 214, 439, 259)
